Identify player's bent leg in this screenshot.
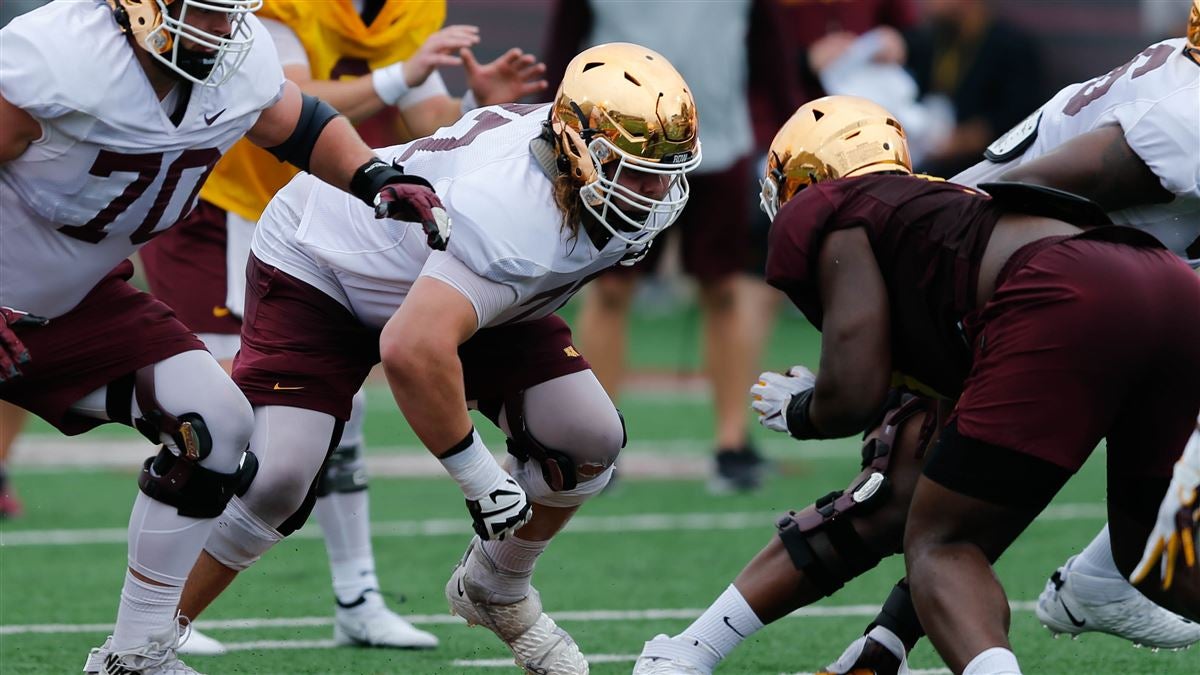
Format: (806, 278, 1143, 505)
(312, 389, 439, 650)
(905, 424, 1073, 674)
(177, 405, 339, 626)
(447, 370, 623, 674)
(635, 395, 938, 675)
(82, 350, 255, 674)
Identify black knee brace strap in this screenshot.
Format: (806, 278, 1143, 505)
(775, 395, 936, 597)
(503, 391, 580, 492)
(138, 446, 257, 518)
(277, 419, 344, 536)
(315, 443, 368, 497)
(867, 579, 925, 650)
(129, 367, 213, 461)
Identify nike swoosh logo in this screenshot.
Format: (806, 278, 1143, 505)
(456, 576, 465, 597)
(212, 306, 231, 317)
(204, 109, 227, 126)
(722, 616, 746, 638)
(273, 383, 304, 391)
(1059, 599, 1086, 628)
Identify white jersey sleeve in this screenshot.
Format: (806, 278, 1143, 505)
(1114, 84, 1200, 198)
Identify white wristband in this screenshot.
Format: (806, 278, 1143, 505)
(460, 90, 479, 115)
(438, 428, 508, 500)
(372, 61, 409, 106)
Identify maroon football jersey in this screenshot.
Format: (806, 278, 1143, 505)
(766, 174, 1000, 398)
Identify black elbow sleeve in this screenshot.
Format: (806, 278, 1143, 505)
(265, 94, 340, 173)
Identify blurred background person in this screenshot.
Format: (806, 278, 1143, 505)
(138, 0, 546, 655)
(543, 0, 799, 494)
(904, 0, 1043, 176)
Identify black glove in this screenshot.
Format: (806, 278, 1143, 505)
(0, 307, 48, 384)
(350, 158, 452, 251)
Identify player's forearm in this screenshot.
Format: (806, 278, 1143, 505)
(381, 337, 475, 456)
(291, 76, 388, 124)
(307, 117, 378, 192)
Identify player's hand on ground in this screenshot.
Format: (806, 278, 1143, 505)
(1131, 418, 1200, 590)
(0, 306, 47, 383)
(466, 475, 533, 541)
(404, 25, 480, 87)
(374, 178, 452, 250)
(751, 365, 817, 434)
(819, 625, 910, 675)
(463, 47, 548, 106)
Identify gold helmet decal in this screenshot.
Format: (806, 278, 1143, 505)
(549, 42, 702, 244)
(107, 0, 263, 87)
(760, 96, 911, 220)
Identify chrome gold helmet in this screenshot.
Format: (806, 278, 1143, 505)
(1189, 0, 1199, 52)
(760, 96, 911, 220)
(107, 0, 263, 87)
(549, 42, 701, 244)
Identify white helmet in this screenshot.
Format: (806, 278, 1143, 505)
(107, 0, 262, 87)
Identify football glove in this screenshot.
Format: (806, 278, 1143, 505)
(0, 306, 48, 384)
(466, 475, 533, 541)
(1131, 418, 1200, 591)
(750, 365, 817, 434)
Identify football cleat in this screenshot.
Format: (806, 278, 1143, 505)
(334, 592, 439, 649)
(818, 627, 909, 675)
(83, 620, 200, 674)
(632, 634, 719, 675)
(1036, 556, 1200, 649)
(446, 537, 588, 674)
(708, 446, 767, 494)
(174, 626, 226, 656)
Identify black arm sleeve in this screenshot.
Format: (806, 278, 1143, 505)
(265, 93, 340, 173)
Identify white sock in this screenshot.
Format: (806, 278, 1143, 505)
(111, 571, 181, 651)
(314, 489, 380, 606)
(962, 647, 1021, 675)
(1070, 526, 1123, 581)
(477, 535, 549, 603)
(678, 584, 764, 665)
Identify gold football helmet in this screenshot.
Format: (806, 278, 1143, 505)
(1189, 0, 1199, 51)
(760, 96, 911, 220)
(107, 0, 262, 87)
(549, 42, 701, 244)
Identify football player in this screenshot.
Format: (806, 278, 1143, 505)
(0, 1, 446, 673)
(136, 0, 547, 654)
(171, 42, 700, 675)
(633, 94, 1200, 675)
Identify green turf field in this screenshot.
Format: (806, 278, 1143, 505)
(1, 305, 1195, 673)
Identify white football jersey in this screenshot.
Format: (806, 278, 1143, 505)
(252, 103, 652, 330)
(0, 1, 284, 318)
(953, 39, 1200, 255)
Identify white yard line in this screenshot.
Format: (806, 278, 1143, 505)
(0, 504, 1106, 547)
(0, 602, 1039, 636)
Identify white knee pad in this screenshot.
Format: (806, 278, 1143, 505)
(510, 460, 614, 508)
(203, 496, 283, 571)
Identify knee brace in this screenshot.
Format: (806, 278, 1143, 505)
(502, 391, 625, 493)
(107, 369, 214, 461)
(204, 496, 283, 571)
(138, 445, 258, 519)
(775, 395, 937, 597)
(315, 443, 368, 497)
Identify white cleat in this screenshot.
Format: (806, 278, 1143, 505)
(1036, 556, 1200, 649)
(83, 620, 201, 674)
(632, 634, 719, 675)
(175, 626, 227, 656)
(334, 592, 439, 649)
(446, 537, 588, 674)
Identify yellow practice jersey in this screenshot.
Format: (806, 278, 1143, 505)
(200, 0, 445, 222)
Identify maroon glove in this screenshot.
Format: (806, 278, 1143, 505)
(350, 158, 452, 251)
(0, 307, 48, 384)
